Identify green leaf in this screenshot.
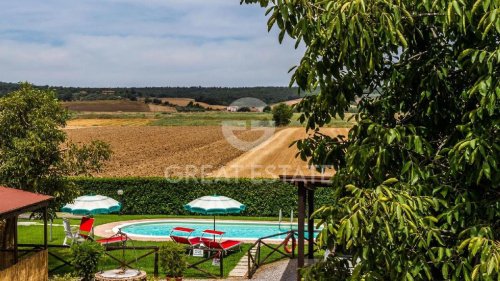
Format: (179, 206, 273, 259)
(382, 178, 399, 185)
(396, 30, 408, 48)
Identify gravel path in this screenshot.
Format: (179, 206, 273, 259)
(183, 259, 297, 281)
(249, 259, 297, 281)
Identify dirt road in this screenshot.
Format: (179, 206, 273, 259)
(210, 127, 349, 178)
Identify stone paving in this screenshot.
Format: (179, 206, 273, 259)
(228, 248, 256, 278)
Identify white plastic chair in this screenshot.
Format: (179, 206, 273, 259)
(62, 218, 79, 246)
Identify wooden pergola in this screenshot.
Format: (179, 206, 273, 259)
(0, 186, 52, 273)
(279, 175, 332, 280)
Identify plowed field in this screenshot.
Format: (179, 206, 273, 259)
(66, 126, 349, 178)
(65, 126, 265, 177)
(63, 100, 150, 112)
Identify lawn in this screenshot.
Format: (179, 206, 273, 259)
(71, 111, 355, 128)
(18, 214, 290, 279)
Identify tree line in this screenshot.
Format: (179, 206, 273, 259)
(0, 82, 304, 105)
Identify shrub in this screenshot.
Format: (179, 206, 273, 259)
(159, 243, 187, 278)
(237, 107, 251, 112)
(272, 104, 293, 126)
(70, 241, 104, 281)
(70, 177, 335, 217)
(263, 105, 272, 113)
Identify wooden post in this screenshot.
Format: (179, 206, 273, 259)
(220, 251, 224, 278)
(297, 181, 306, 280)
(154, 251, 159, 277)
(43, 207, 48, 250)
(13, 216, 18, 264)
(307, 188, 315, 259)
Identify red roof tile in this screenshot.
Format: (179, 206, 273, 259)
(0, 186, 53, 216)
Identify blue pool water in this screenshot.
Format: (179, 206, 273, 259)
(119, 221, 317, 240)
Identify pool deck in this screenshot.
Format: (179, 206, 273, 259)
(94, 218, 291, 242)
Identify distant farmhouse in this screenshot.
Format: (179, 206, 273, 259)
(101, 90, 115, 95)
(227, 106, 239, 112)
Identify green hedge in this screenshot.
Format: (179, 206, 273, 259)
(70, 177, 335, 217)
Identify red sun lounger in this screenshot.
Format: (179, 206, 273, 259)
(95, 232, 128, 246)
(201, 230, 241, 254)
(78, 216, 95, 240)
(170, 227, 202, 248)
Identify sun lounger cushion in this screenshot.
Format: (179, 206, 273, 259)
(171, 235, 202, 246)
(95, 234, 128, 245)
(172, 227, 195, 233)
(203, 229, 225, 236)
(201, 238, 241, 251)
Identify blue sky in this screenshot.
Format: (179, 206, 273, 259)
(0, 0, 304, 87)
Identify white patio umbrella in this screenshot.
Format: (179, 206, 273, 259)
(61, 195, 121, 215)
(184, 195, 246, 231)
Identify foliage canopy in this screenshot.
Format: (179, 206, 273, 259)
(272, 103, 294, 126)
(0, 82, 305, 106)
(244, 0, 499, 280)
(0, 83, 112, 212)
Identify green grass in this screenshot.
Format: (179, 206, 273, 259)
(18, 214, 290, 279)
(70, 112, 152, 119)
(150, 112, 273, 126)
(18, 223, 249, 278)
(71, 111, 355, 128)
(151, 112, 354, 127)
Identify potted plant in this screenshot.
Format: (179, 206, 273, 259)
(159, 243, 187, 281)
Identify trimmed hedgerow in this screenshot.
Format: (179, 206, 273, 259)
(70, 177, 335, 217)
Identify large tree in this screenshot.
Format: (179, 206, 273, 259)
(243, 0, 499, 280)
(0, 83, 112, 212)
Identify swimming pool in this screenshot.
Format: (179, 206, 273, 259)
(116, 220, 318, 240)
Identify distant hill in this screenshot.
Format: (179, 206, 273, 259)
(0, 82, 307, 106)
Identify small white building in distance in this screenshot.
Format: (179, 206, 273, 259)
(227, 106, 239, 112)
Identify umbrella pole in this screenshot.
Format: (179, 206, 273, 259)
(213, 215, 216, 241)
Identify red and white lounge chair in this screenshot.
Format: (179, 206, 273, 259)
(62, 217, 95, 245)
(170, 227, 202, 251)
(201, 230, 241, 255)
(95, 232, 128, 246)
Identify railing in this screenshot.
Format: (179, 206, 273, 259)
(186, 248, 225, 278)
(19, 243, 227, 279)
(247, 231, 296, 279)
(247, 229, 321, 279)
(104, 245, 159, 277)
(19, 243, 161, 277)
(19, 244, 74, 274)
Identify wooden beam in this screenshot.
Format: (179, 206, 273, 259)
(14, 216, 18, 264)
(43, 207, 48, 249)
(297, 181, 306, 280)
(307, 188, 315, 259)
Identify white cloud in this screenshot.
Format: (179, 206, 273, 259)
(0, 0, 304, 87)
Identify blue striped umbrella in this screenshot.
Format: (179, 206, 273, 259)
(61, 195, 121, 215)
(184, 195, 246, 232)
